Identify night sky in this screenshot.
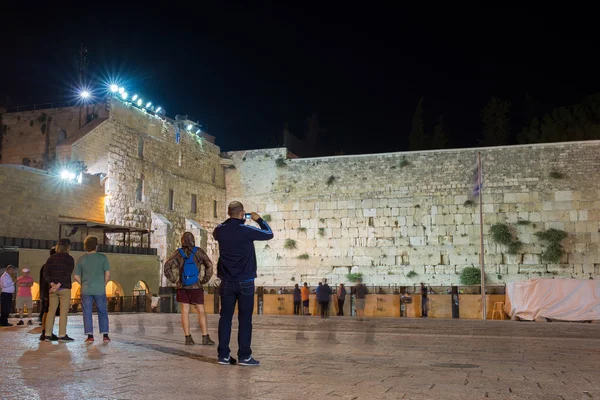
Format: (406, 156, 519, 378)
(2, 5, 599, 155)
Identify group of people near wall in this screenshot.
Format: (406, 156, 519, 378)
(0, 236, 111, 343)
(290, 279, 368, 320)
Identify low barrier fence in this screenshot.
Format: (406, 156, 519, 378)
(3, 286, 506, 319)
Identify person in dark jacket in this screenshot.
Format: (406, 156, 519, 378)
(337, 283, 346, 316)
(43, 238, 75, 342)
(317, 279, 332, 319)
(38, 247, 56, 340)
(213, 201, 273, 366)
(292, 284, 301, 315)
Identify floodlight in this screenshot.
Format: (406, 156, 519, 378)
(121, 92, 128, 100)
(80, 90, 90, 99)
(118, 87, 125, 95)
(109, 84, 119, 93)
(132, 94, 138, 101)
(145, 102, 152, 108)
(137, 99, 143, 106)
(186, 124, 193, 131)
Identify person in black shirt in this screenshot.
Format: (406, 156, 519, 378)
(420, 282, 429, 317)
(292, 284, 301, 315)
(38, 247, 56, 340)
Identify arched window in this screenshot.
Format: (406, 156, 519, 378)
(57, 130, 67, 144)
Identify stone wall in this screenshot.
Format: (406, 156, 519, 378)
(58, 100, 228, 276)
(0, 165, 104, 240)
(17, 248, 161, 295)
(225, 143, 600, 287)
(0, 104, 108, 169)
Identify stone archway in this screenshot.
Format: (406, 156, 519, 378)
(71, 282, 81, 299)
(105, 280, 124, 297)
(31, 282, 40, 301)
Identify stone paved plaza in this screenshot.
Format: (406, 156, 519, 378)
(0, 314, 599, 399)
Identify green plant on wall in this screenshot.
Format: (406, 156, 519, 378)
(262, 214, 271, 222)
(346, 272, 363, 282)
(507, 240, 523, 255)
(463, 199, 474, 207)
(399, 156, 410, 168)
(284, 239, 297, 250)
(406, 270, 418, 279)
(549, 170, 565, 179)
(275, 157, 286, 167)
(460, 267, 482, 285)
(297, 253, 309, 259)
(535, 229, 568, 263)
(319, 218, 325, 223)
(489, 223, 513, 245)
(297, 227, 307, 233)
(516, 220, 531, 226)
(318, 227, 325, 237)
(326, 175, 336, 186)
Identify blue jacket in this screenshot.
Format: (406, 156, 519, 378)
(213, 217, 273, 282)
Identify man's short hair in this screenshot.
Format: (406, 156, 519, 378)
(228, 201, 244, 216)
(84, 236, 99, 252)
(56, 244, 70, 253)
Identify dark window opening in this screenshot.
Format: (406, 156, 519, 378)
(57, 130, 67, 144)
(138, 136, 144, 158)
(169, 190, 174, 211)
(136, 178, 143, 202)
(213, 200, 218, 218)
(191, 194, 197, 214)
(212, 167, 216, 183)
(22, 158, 30, 167)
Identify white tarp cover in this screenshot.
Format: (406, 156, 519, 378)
(505, 279, 600, 321)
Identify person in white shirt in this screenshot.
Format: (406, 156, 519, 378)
(1, 265, 16, 326)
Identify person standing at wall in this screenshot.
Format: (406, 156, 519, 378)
(317, 279, 332, 319)
(15, 268, 34, 326)
(301, 282, 310, 316)
(0, 265, 16, 327)
(44, 238, 75, 342)
(337, 283, 346, 316)
(293, 284, 301, 315)
(420, 282, 429, 318)
(39, 247, 56, 340)
(151, 294, 160, 312)
(164, 232, 214, 346)
(74, 236, 111, 343)
(213, 201, 273, 366)
(354, 278, 367, 321)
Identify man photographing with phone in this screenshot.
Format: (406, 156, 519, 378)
(213, 201, 273, 366)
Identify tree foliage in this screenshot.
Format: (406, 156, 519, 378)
(519, 93, 600, 144)
(431, 114, 448, 149)
(481, 97, 511, 146)
(409, 97, 427, 150)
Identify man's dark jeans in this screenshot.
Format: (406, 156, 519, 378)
(1, 292, 13, 324)
(421, 296, 428, 317)
(293, 300, 301, 315)
(218, 281, 254, 359)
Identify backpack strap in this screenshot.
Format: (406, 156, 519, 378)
(190, 247, 198, 256)
(178, 248, 187, 259)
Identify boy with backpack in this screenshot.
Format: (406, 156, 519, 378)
(164, 232, 215, 345)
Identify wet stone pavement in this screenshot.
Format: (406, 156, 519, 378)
(0, 314, 599, 399)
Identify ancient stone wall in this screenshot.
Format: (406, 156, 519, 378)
(0, 104, 108, 169)
(225, 143, 600, 287)
(99, 100, 227, 270)
(0, 165, 104, 240)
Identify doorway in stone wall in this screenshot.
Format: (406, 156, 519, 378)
(152, 212, 172, 288)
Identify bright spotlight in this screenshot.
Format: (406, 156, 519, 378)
(109, 84, 119, 93)
(80, 90, 90, 99)
(121, 92, 128, 100)
(155, 107, 162, 113)
(195, 129, 201, 134)
(145, 102, 152, 108)
(186, 124, 193, 131)
(118, 87, 125, 95)
(60, 170, 76, 181)
(132, 94, 138, 101)
(136, 99, 143, 106)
